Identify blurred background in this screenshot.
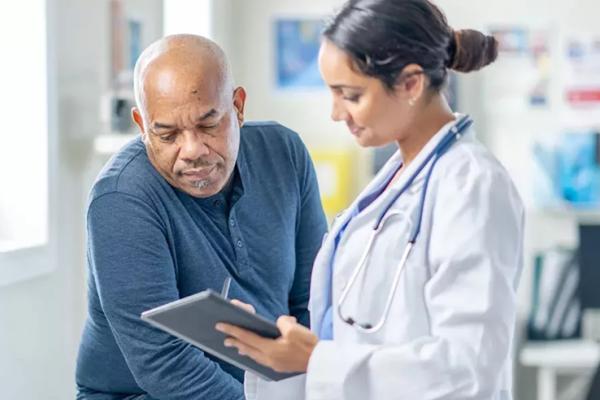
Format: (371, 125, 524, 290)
(2, 0, 600, 399)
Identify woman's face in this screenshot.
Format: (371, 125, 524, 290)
(318, 39, 422, 147)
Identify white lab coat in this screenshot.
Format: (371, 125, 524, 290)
(245, 117, 524, 400)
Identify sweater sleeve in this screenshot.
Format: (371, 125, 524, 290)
(87, 191, 244, 400)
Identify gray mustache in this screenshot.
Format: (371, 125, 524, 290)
(186, 160, 216, 168)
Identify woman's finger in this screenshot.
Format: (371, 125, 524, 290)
(225, 338, 272, 367)
(215, 323, 271, 349)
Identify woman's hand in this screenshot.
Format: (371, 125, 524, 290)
(215, 304, 318, 373)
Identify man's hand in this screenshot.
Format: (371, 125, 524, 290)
(230, 299, 256, 314)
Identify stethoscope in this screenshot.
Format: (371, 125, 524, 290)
(336, 115, 473, 334)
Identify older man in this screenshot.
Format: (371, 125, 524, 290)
(75, 35, 327, 399)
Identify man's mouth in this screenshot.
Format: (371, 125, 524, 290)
(181, 165, 216, 180)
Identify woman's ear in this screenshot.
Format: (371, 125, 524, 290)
(396, 64, 425, 106)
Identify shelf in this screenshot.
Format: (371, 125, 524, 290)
(520, 340, 600, 370)
(531, 206, 600, 223)
(94, 133, 138, 155)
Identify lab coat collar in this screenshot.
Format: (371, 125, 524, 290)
(370, 113, 471, 202)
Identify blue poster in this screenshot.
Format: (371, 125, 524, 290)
(275, 18, 325, 90)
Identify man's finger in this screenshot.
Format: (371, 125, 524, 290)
(230, 299, 256, 314)
(276, 315, 298, 335)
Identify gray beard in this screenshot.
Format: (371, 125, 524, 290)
(194, 180, 210, 189)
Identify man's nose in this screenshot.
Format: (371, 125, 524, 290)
(179, 131, 210, 161)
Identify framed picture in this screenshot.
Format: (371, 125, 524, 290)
(274, 17, 325, 90)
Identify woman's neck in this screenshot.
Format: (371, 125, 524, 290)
(396, 96, 455, 168)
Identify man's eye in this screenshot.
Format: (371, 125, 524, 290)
(159, 134, 176, 143)
(197, 123, 219, 130)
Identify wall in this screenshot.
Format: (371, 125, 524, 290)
(0, 0, 106, 397)
(214, 0, 373, 198)
(227, 0, 346, 147)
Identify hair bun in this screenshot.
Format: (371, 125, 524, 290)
(447, 29, 498, 73)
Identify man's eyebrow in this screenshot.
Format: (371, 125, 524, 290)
(150, 109, 219, 132)
(195, 109, 219, 122)
(150, 122, 176, 131)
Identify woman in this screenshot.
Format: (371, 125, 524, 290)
(216, 0, 524, 399)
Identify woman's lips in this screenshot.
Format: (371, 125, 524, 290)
(347, 124, 364, 136)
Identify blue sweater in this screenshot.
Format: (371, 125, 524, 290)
(76, 122, 327, 399)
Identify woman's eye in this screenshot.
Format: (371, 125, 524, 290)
(343, 94, 361, 103)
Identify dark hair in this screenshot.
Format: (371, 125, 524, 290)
(323, 0, 498, 92)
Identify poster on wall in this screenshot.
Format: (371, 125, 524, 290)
(488, 25, 552, 107)
(559, 34, 600, 129)
(563, 36, 600, 108)
(274, 17, 325, 90)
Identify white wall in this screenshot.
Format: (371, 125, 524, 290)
(226, 0, 347, 148)
(0, 0, 107, 397)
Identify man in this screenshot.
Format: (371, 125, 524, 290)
(76, 34, 327, 399)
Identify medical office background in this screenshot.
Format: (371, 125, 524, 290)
(2, 0, 600, 399)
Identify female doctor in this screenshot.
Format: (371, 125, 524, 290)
(216, 0, 524, 399)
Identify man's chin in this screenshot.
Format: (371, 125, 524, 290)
(182, 181, 220, 198)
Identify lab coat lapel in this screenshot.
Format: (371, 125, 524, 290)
(309, 152, 403, 333)
(384, 117, 461, 195)
(310, 116, 464, 333)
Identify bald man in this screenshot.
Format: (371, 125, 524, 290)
(75, 35, 327, 399)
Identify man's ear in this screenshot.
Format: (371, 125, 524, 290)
(132, 107, 146, 137)
(232, 87, 247, 126)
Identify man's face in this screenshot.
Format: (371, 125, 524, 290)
(133, 66, 246, 198)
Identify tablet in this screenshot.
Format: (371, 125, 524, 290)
(141, 289, 301, 381)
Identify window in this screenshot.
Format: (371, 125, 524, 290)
(0, 0, 53, 285)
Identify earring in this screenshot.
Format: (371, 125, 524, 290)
(408, 98, 416, 107)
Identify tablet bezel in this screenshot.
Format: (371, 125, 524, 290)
(141, 289, 300, 381)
